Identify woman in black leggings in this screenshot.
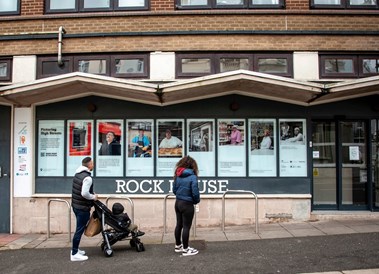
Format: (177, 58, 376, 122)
(173, 156, 200, 256)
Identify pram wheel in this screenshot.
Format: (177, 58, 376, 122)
(103, 247, 113, 257)
(135, 242, 145, 252)
(130, 239, 136, 248)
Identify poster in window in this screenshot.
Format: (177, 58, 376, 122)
(217, 119, 246, 177)
(279, 119, 307, 177)
(126, 119, 154, 177)
(38, 120, 64, 176)
(96, 120, 123, 177)
(187, 119, 215, 176)
(157, 119, 184, 177)
(249, 119, 276, 177)
(67, 120, 93, 176)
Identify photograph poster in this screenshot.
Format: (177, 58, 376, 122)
(217, 119, 246, 177)
(157, 119, 184, 177)
(96, 120, 123, 177)
(66, 120, 93, 176)
(126, 119, 154, 176)
(279, 119, 307, 177)
(38, 120, 64, 176)
(187, 119, 215, 176)
(249, 119, 276, 177)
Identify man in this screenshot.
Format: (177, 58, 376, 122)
(130, 129, 151, 157)
(159, 129, 182, 148)
(98, 131, 121, 155)
(71, 157, 98, 262)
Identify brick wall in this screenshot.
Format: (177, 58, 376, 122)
(21, 0, 44, 16)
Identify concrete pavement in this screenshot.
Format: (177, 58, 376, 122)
(1, 213, 379, 273)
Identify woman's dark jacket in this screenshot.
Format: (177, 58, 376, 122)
(173, 168, 200, 204)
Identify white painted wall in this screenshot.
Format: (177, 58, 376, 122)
(150, 52, 175, 81)
(293, 52, 319, 81)
(13, 107, 34, 197)
(12, 55, 37, 84)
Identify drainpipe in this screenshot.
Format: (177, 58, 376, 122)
(57, 26, 66, 67)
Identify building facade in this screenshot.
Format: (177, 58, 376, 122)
(0, 0, 378, 233)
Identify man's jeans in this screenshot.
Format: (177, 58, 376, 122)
(72, 207, 90, 255)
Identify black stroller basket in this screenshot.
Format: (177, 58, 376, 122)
(93, 200, 145, 257)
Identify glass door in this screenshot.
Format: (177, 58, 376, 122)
(340, 121, 367, 208)
(371, 119, 379, 209)
(312, 120, 369, 210)
(312, 121, 337, 208)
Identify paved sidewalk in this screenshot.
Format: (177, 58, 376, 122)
(1, 216, 379, 273)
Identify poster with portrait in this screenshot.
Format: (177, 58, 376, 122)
(126, 119, 154, 177)
(96, 120, 123, 177)
(157, 119, 184, 177)
(279, 119, 307, 177)
(66, 120, 93, 176)
(217, 119, 246, 177)
(249, 119, 276, 177)
(38, 120, 65, 176)
(187, 119, 215, 176)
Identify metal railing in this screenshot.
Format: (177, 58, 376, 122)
(163, 193, 197, 237)
(47, 199, 71, 242)
(222, 190, 259, 234)
(105, 196, 134, 223)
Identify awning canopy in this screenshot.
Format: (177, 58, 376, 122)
(0, 71, 378, 107)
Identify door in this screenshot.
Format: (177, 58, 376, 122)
(312, 120, 368, 210)
(371, 119, 379, 210)
(0, 105, 11, 232)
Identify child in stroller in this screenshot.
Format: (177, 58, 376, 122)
(93, 200, 145, 257)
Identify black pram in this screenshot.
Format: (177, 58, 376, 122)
(93, 200, 145, 257)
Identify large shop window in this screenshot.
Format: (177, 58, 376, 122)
(176, 0, 284, 9)
(311, 0, 378, 9)
(0, 0, 20, 15)
(0, 58, 12, 82)
(320, 54, 379, 79)
(45, 0, 148, 13)
(37, 54, 149, 79)
(37, 118, 307, 178)
(176, 53, 293, 78)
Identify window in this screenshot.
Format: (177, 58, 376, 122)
(37, 54, 149, 79)
(0, 0, 20, 15)
(320, 54, 379, 79)
(175, 0, 284, 9)
(45, 0, 148, 13)
(0, 58, 12, 82)
(176, 53, 292, 78)
(311, 0, 379, 9)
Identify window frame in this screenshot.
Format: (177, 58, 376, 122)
(175, 0, 284, 9)
(310, 0, 379, 9)
(111, 54, 150, 79)
(359, 55, 379, 77)
(45, 0, 149, 14)
(0, 0, 21, 16)
(37, 56, 74, 79)
(319, 55, 359, 79)
(74, 55, 110, 76)
(176, 52, 293, 79)
(0, 58, 12, 82)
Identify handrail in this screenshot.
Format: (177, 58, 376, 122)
(163, 193, 197, 237)
(105, 196, 134, 222)
(47, 199, 71, 242)
(222, 190, 259, 234)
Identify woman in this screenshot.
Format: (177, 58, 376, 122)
(173, 156, 200, 256)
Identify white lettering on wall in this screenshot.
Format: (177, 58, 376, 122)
(116, 179, 229, 194)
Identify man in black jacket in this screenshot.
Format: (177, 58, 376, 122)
(71, 157, 98, 262)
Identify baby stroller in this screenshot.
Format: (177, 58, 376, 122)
(93, 200, 145, 257)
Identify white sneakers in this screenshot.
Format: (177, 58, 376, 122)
(175, 244, 199, 256)
(70, 249, 88, 261)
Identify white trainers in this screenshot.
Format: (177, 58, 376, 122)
(182, 247, 199, 256)
(78, 249, 86, 255)
(175, 244, 183, 253)
(70, 252, 88, 262)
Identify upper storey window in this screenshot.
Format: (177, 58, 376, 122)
(0, 58, 12, 82)
(311, 0, 378, 9)
(0, 0, 20, 15)
(176, 0, 284, 9)
(45, 0, 148, 13)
